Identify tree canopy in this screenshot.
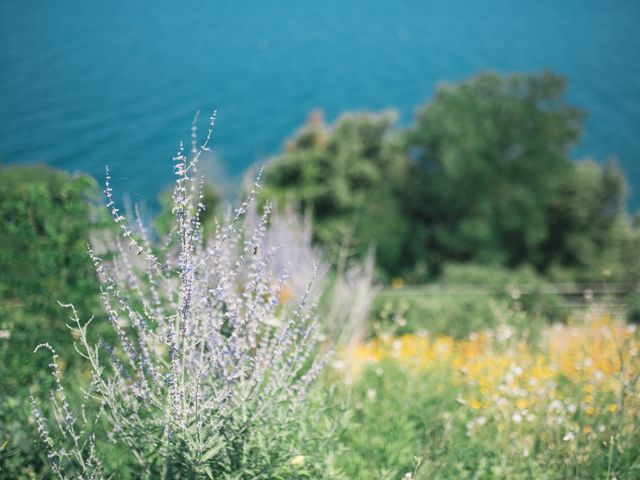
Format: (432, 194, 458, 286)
(264, 71, 637, 281)
(263, 110, 414, 275)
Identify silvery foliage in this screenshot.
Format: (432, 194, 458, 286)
(32, 113, 333, 479)
(244, 204, 329, 305)
(244, 203, 378, 347)
(327, 246, 378, 350)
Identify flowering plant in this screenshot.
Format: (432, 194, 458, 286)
(32, 113, 335, 479)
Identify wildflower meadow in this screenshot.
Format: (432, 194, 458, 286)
(13, 113, 637, 479)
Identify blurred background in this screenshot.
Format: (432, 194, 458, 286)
(1, 0, 639, 206)
(2, 0, 640, 478)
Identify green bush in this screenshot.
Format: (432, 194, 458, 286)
(371, 264, 560, 339)
(0, 164, 108, 477)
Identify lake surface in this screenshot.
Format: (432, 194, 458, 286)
(1, 0, 639, 208)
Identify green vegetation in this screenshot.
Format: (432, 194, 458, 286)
(334, 313, 640, 480)
(262, 110, 412, 276)
(154, 182, 220, 237)
(372, 263, 557, 340)
(405, 70, 582, 271)
(264, 71, 640, 282)
(0, 164, 107, 477)
(2, 70, 640, 478)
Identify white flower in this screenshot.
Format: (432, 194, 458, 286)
(563, 432, 575, 442)
(332, 359, 345, 371)
(262, 314, 282, 328)
(512, 413, 522, 423)
(549, 400, 562, 412)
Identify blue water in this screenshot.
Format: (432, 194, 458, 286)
(1, 0, 639, 208)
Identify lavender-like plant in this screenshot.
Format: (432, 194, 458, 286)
(243, 201, 378, 349)
(244, 203, 330, 305)
(32, 113, 336, 479)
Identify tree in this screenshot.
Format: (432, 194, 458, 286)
(263, 110, 413, 277)
(263, 71, 636, 282)
(405, 70, 584, 272)
(543, 159, 637, 281)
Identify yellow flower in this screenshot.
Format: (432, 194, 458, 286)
(515, 398, 529, 410)
(289, 455, 305, 466)
(279, 284, 293, 304)
(608, 404, 618, 413)
(585, 406, 595, 415)
(469, 399, 482, 410)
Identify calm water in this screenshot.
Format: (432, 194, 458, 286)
(1, 0, 639, 207)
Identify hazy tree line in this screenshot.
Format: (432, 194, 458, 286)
(263, 70, 640, 283)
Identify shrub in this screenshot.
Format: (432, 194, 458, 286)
(0, 164, 109, 477)
(32, 115, 337, 479)
(372, 264, 559, 340)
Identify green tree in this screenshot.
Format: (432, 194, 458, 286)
(544, 159, 639, 281)
(263, 110, 413, 277)
(263, 71, 636, 283)
(405, 70, 584, 272)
